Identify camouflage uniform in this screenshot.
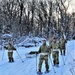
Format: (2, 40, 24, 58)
(4, 43, 16, 62)
(59, 37, 67, 55)
(50, 39, 59, 66)
(38, 42, 50, 72)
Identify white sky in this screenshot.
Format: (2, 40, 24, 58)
(67, 0, 75, 13)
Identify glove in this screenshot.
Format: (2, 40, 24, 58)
(13, 48, 16, 50)
(36, 51, 39, 54)
(4, 46, 8, 49)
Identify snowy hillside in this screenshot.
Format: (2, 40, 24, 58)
(0, 40, 75, 75)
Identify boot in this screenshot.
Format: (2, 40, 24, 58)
(56, 63, 59, 67)
(38, 69, 41, 72)
(9, 57, 12, 62)
(55, 59, 59, 67)
(46, 69, 50, 73)
(60, 50, 62, 55)
(37, 69, 42, 74)
(53, 60, 56, 66)
(11, 58, 14, 62)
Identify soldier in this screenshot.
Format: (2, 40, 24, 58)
(59, 36, 67, 55)
(4, 41, 16, 62)
(37, 39, 50, 73)
(50, 37, 59, 66)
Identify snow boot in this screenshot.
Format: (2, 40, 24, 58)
(9, 57, 12, 62)
(45, 69, 50, 73)
(37, 69, 42, 74)
(11, 58, 14, 62)
(53, 60, 56, 66)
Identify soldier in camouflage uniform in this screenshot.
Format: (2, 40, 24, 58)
(50, 37, 59, 66)
(38, 40, 50, 73)
(4, 41, 16, 62)
(59, 36, 67, 55)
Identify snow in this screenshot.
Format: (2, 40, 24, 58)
(0, 40, 75, 75)
(17, 37, 45, 47)
(1, 34, 12, 38)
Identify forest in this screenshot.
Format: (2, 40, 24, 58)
(0, 0, 75, 39)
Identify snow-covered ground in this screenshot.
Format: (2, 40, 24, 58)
(0, 40, 75, 75)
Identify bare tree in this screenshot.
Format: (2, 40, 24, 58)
(0, 0, 74, 39)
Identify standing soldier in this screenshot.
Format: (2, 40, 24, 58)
(4, 41, 16, 62)
(50, 37, 59, 66)
(59, 36, 67, 55)
(37, 39, 50, 73)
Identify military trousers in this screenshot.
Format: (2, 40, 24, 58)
(52, 50, 59, 65)
(38, 55, 49, 71)
(8, 52, 14, 62)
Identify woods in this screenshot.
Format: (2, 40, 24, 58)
(0, 0, 75, 39)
